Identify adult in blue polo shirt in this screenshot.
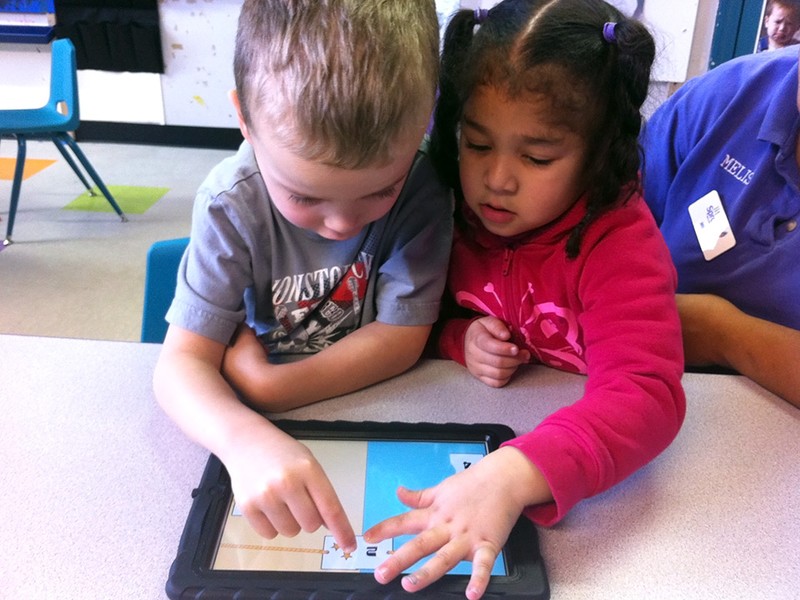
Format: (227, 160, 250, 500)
(642, 45, 800, 409)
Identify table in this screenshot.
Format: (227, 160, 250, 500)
(1, 334, 798, 599)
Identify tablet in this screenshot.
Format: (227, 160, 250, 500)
(166, 420, 550, 599)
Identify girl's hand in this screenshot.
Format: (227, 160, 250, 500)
(363, 448, 550, 600)
(464, 317, 530, 387)
(224, 422, 357, 554)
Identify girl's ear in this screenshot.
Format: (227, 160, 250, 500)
(229, 89, 252, 142)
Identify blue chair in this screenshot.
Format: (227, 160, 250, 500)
(0, 38, 127, 246)
(141, 237, 190, 343)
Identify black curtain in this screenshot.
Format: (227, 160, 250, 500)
(54, 0, 163, 73)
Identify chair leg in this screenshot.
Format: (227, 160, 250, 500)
(52, 136, 96, 196)
(3, 134, 27, 246)
(55, 133, 128, 222)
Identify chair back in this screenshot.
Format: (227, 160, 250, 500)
(47, 38, 80, 131)
(0, 38, 79, 133)
(141, 237, 190, 343)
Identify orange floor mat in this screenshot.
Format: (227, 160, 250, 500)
(0, 157, 57, 181)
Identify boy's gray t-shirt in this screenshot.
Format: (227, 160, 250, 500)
(167, 141, 453, 361)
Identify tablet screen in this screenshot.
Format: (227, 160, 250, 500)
(210, 437, 507, 576)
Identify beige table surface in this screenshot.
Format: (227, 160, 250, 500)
(1, 333, 798, 599)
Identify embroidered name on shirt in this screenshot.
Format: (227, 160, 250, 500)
(719, 154, 754, 185)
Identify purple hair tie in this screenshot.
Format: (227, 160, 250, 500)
(603, 21, 618, 44)
(474, 8, 489, 24)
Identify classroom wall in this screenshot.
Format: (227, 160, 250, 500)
(0, 0, 720, 127)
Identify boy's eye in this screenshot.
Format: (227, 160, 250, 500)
(370, 184, 399, 200)
(289, 194, 319, 206)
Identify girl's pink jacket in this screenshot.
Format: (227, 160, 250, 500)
(438, 192, 686, 525)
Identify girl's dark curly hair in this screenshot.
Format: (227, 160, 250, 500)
(430, 0, 655, 258)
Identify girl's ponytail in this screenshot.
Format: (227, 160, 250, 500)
(566, 13, 655, 257)
(430, 9, 484, 193)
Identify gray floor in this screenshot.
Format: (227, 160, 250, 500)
(0, 138, 233, 341)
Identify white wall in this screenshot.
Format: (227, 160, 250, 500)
(0, 0, 719, 127)
(0, 0, 240, 126)
(158, 0, 240, 128)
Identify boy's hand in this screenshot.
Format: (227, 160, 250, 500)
(464, 317, 530, 387)
(225, 422, 357, 553)
(364, 448, 549, 600)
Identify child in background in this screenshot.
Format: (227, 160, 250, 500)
(364, 1, 685, 598)
(154, 0, 452, 556)
(757, 0, 800, 52)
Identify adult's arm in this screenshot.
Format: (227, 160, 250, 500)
(677, 293, 800, 409)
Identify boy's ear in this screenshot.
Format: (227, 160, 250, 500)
(229, 89, 252, 142)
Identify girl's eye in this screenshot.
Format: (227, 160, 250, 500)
(523, 155, 554, 167)
(464, 141, 491, 152)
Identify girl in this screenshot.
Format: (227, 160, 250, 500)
(364, 1, 686, 598)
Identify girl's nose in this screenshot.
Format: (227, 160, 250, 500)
(484, 155, 518, 194)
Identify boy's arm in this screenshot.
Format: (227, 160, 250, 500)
(677, 293, 800, 409)
(222, 322, 431, 412)
(154, 325, 247, 449)
(153, 325, 357, 549)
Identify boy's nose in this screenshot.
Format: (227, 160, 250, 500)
(324, 213, 363, 238)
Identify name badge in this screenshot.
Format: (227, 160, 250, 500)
(687, 190, 736, 261)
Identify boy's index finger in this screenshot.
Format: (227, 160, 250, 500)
(308, 480, 357, 552)
(326, 515, 356, 554)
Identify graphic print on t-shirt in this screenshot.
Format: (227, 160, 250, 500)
(265, 250, 374, 355)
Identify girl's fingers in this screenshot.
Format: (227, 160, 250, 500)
(364, 486, 432, 542)
(364, 503, 429, 543)
(374, 526, 451, 585)
(480, 317, 511, 340)
(465, 543, 498, 600)
(395, 485, 433, 510)
(479, 375, 510, 388)
(400, 537, 470, 593)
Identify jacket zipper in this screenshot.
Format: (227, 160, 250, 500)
(502, 247, 513, 276)
(500, 247, 524, 348)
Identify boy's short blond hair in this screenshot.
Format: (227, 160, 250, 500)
(234, 0, 439, 169)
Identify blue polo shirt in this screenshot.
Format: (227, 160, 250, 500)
(642, 46, 800, 330)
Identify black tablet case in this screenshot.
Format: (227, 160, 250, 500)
(166, 420, 550, 599)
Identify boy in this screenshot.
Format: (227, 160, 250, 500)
(757, 0, 800, 51)
(153, 0, 452, 554)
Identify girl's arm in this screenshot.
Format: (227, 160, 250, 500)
(506, 203, 686, 526)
